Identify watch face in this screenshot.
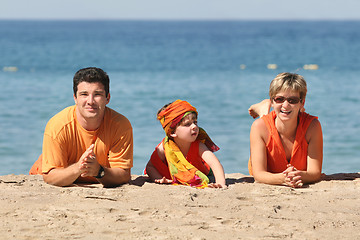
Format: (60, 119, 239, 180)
(96, 166, 105, 178)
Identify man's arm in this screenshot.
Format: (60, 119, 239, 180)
(80, 144, 131, 187)
(101, 119, 133, 187)
(43, 162, 82, 187)
(42, 143, 94, 187)
(96, 167, 131, 187)
(43, 144, 131, 187)
(43, 158, 131, 188)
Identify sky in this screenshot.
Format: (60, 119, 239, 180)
(1, 0, 359, 20)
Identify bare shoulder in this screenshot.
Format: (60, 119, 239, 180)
(308, 118, 322, 132)
(251, 118, 267, 132)
(198, 141, 217, 162)
(156, 142, 166, 161)
(306, 118, 323, 141)
(198, 141, 208, 152)
(157, 142, 164, 151)
(250, 118, 268, 142)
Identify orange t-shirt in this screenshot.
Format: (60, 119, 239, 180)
(30, 106, 133, 180)
(148, 140, 211, 179)
(249, 111, 317, 175)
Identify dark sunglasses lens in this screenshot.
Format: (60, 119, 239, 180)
(273, 97, 285, 103)
(288, 97, 300, 104)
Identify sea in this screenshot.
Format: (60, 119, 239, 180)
(0, 20, 359, 176)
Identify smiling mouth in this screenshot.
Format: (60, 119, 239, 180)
(280, 110, 292, 115)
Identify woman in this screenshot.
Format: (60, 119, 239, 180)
(249, 72, 323, 187)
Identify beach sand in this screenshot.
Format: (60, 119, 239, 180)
(1, 173, 359, 239)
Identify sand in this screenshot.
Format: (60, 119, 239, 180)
(1, 173, 359, 239)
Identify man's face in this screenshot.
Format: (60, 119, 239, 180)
(74, 81, 110, 123)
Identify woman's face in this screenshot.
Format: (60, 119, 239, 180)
(271, 89, 304, 121)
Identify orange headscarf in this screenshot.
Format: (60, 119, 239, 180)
(157, 99, 197, 136)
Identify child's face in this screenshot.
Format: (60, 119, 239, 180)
(172, 114, 199, 142)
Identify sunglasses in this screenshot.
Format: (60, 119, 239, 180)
(273, 96, 301, 104)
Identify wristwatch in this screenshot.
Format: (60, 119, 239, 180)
(95, 165, 105, 179)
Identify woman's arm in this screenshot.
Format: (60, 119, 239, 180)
(299, 118, 323, 184)
(250, 119, 288, 185)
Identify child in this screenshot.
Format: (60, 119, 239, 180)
(145, 100, 226, 188)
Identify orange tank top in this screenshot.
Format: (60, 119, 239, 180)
(249, 111, 317, 174)
(148, 139, 210, 179)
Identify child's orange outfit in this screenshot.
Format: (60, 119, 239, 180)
(147, 139, 211, 180)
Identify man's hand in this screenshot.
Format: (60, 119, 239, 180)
(79, 144, 101, 177)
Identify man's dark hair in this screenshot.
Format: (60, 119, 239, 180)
(73, 67, 110, 97)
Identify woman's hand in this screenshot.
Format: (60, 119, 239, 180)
(283, 164, 303, 188)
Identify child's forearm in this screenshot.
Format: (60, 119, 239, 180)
(212, 163, 226, 186)
(145, 162, 164, 182)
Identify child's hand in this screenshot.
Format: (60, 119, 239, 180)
(208, 183, 227, 188)
(154, 177, 173, 184)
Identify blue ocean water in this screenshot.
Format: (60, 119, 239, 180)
(0, 20, 359, 176)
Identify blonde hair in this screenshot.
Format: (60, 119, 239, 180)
(269, 72, 307, 101)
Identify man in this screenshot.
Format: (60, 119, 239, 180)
(30, 67, 133, 187)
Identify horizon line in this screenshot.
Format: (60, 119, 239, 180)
(1, 18, 360, 21)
